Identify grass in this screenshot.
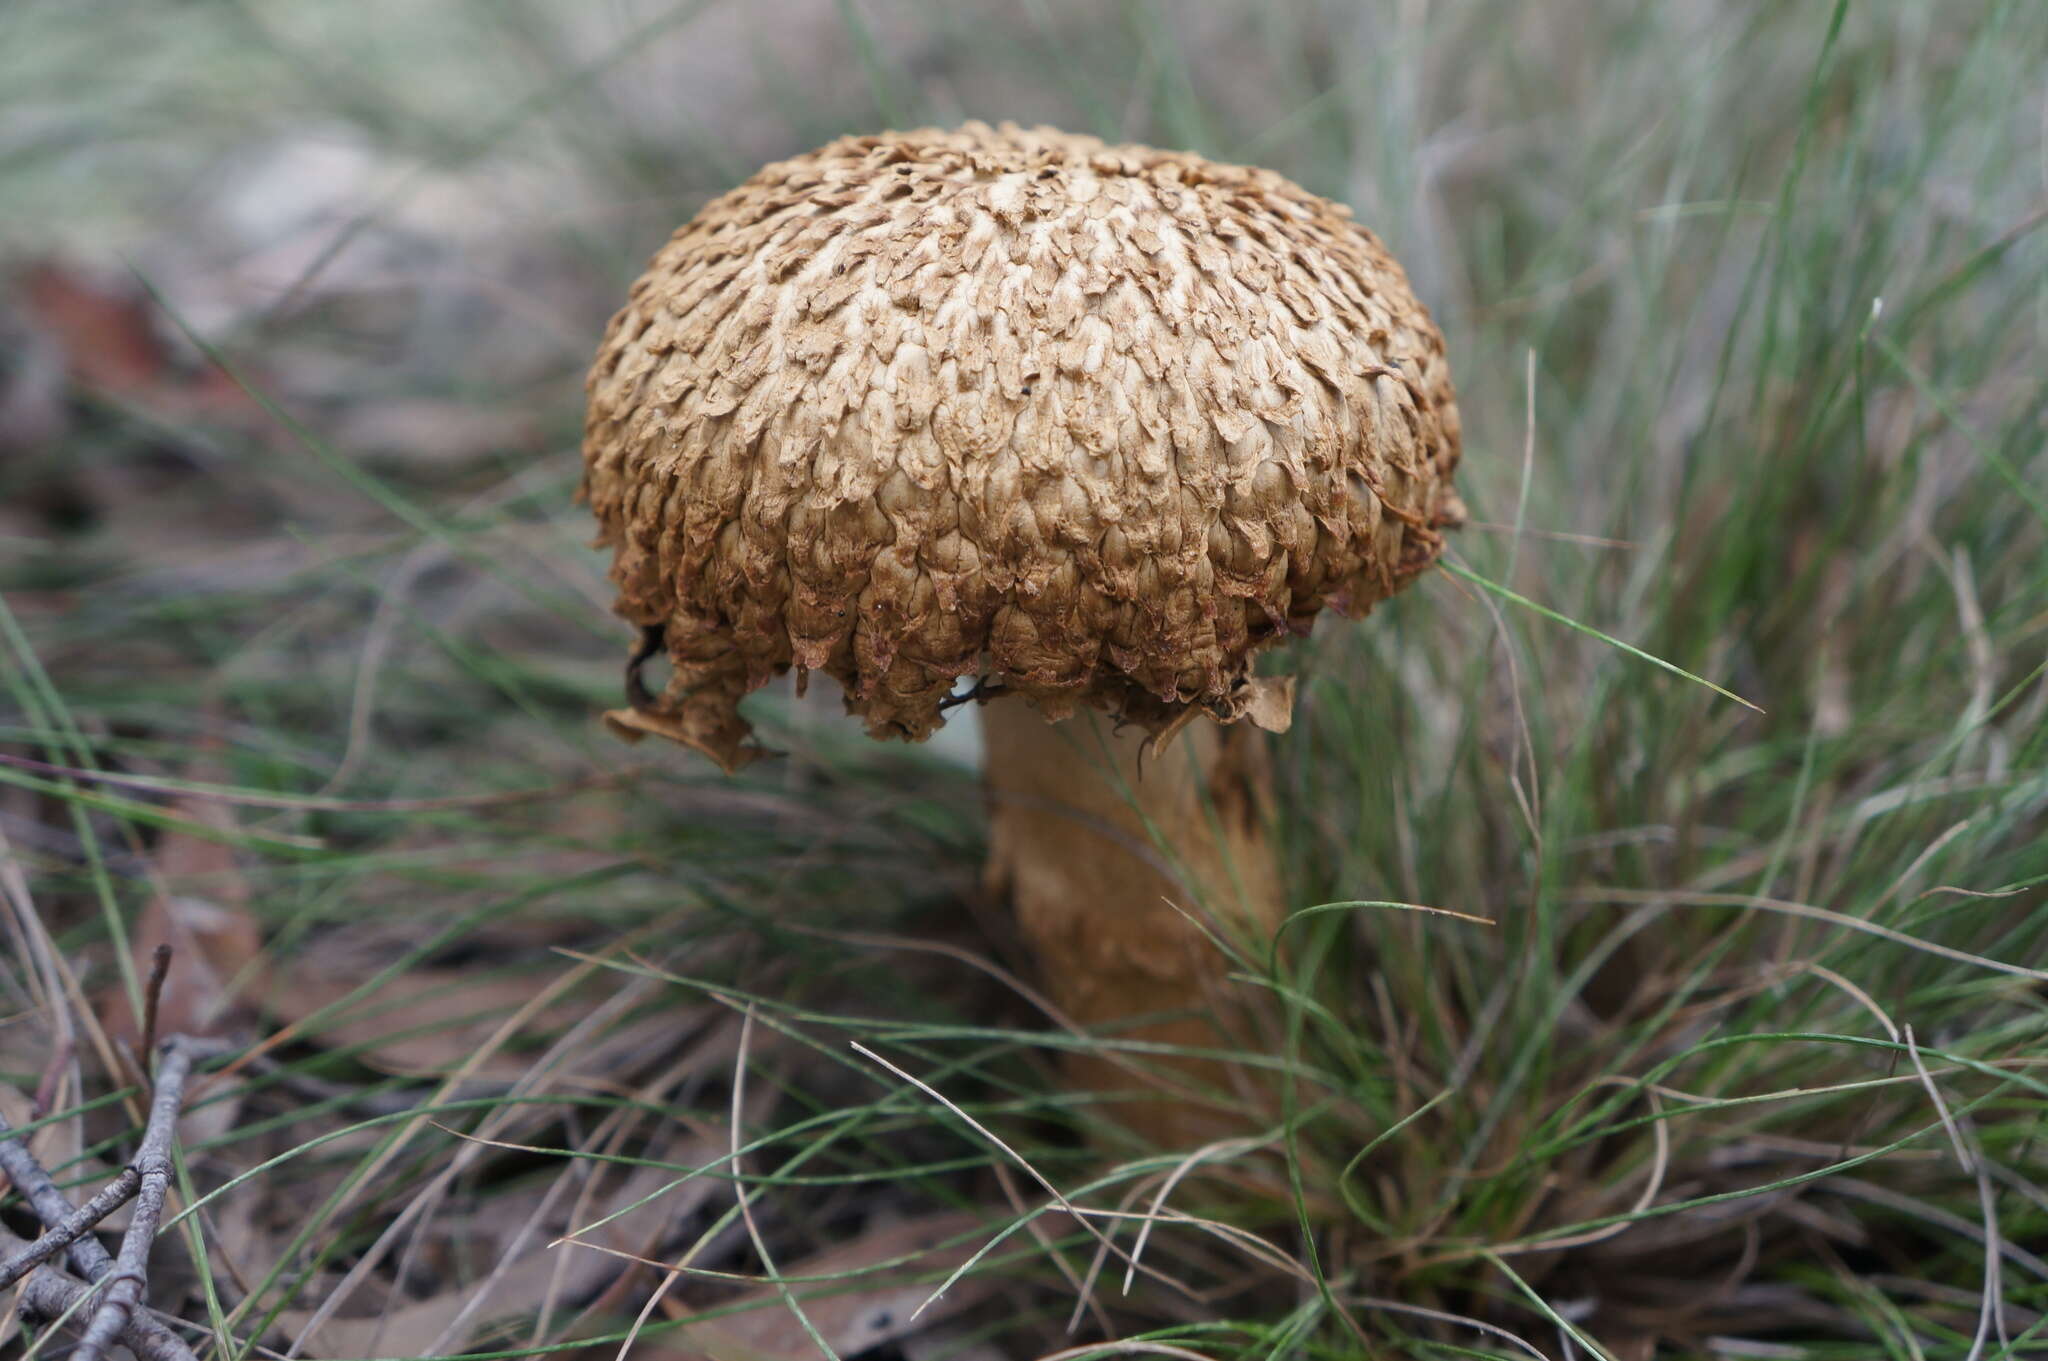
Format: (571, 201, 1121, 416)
(1, 0, 2044, 1357)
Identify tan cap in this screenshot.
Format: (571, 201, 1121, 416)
(583, 121, 1463, 770)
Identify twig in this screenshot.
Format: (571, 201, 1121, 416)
(0, 1165, 140, 1288)
(140, 944, 174, 1066)
(0, 1109, 200, 1361)
(70, 1036, 217, 1361)
(0, 1108, 120, 1281)
(2, 1230, 199, 1361)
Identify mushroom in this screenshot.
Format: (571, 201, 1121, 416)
(581, 122, 1463, 1145)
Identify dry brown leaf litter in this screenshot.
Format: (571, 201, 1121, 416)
(583, 121, 1463, 769)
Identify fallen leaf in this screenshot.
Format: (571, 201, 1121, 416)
(17, 259, 249, 413)
(257, 961, 598, 1078)
(278, 1153, 716, 1356)
(20, 260, 167, 393)
(663, 1212, 997, 1361)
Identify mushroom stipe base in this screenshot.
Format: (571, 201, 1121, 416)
(981, 701, 1285, 1147)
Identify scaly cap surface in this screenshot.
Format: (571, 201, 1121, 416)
(583, 121, 1462, 769)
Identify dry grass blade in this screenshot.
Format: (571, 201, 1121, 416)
(1570, 890, 2047, 982)
(0, 750, 638, 814)
(848, 1042, 1181, 1318)
(1782, 962, 1901, 1041)
(1461, 522, 1640, 550)
(1963, 1138, 2010, 1360)
(666, 1212, 1000, 1359)
(1343, 1296, 1554, 1361)
(1902, 1027, 2007, 1361)
(273, 944, 672, 1355)
(730, 1004, 838, 1361)
(1904, 1025, 1974, 1177)
(1487, 1084, 1671, 1257)
(1121, 1135, 1271, 1293)
(1283, 899, 1497, 931)
(1033, 1347, 1221, 1361)
(1440, 559, 1764, 713)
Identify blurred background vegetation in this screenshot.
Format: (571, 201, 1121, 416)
(0, 2, 2043, 1358)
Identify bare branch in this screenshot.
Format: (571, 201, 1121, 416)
(3, 1234, 202, 1361)
(0, 1165, 140, 1289)
(0, 1107, 120, 1282)
(70, 1036, 220, 1361)
(140, 943, 174, 1064)
(0, 1149, 200, 1361)
(0, 1034, 230, 1361)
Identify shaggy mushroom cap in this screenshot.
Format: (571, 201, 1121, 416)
(583, 121, 1463, 770)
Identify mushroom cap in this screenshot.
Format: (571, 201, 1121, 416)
(582, 121, 1463, 770)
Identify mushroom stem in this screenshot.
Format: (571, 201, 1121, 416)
(979, 701, 1286, 1146)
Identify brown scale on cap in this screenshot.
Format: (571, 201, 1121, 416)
(582, 121, 1463, 770)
